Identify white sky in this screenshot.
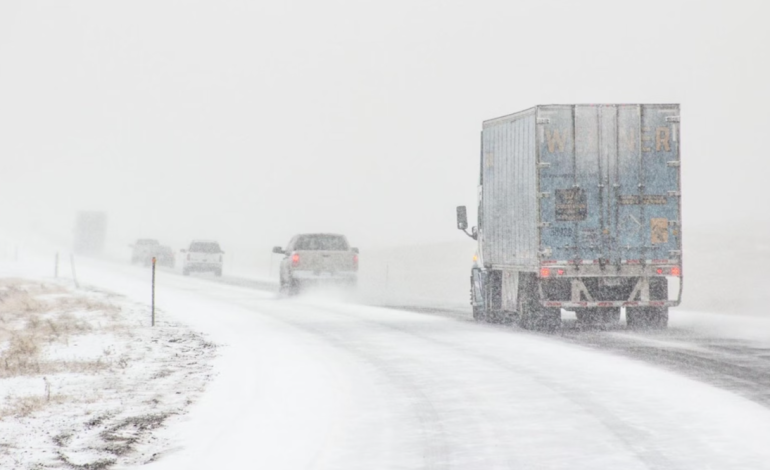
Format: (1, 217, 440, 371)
(1, 0, 768, 258)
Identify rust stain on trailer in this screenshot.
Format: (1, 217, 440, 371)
(485, 152, 495, 168)
(651, 218, 669, 244)
(618, 195, 668, 205)
(656, 127, 671, 151)
(546, 129, 569, 153)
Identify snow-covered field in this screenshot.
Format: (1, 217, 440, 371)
(0, 275, 216, 469)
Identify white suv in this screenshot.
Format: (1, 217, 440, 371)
(181, 240, 224, 276)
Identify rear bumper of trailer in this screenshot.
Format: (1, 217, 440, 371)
(541, 300, 679, 308)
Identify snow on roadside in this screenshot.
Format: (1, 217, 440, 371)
(0, 278, 217, 469)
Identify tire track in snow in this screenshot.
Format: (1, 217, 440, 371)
(256, 300, 453, 470)
(268, 301, 524, 469)
(310, 303, 680, 470)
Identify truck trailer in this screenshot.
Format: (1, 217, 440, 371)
(457, 104, 682, 330)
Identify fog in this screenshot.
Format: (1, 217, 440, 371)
(1, 0, 769, 274)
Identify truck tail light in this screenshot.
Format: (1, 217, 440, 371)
(656, 266, 681, 276)
(291, 253, 300, 267)
(557, 269, 565, 275)
(353, 253, 359, 271)
(540, 267, 550, 278)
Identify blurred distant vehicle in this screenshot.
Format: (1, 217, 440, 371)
(130, 239, 159, 264)
(181, 240, 224, 276)
(74, 211, 107, 256)
(145, 245, 175, 268)
(273, 233, 358, 296)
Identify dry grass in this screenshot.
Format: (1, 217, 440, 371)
(0, 393, 69, 419)
(0, 281, 122, 417)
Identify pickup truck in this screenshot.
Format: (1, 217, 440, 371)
(273, 233, 358, 295)
(180, 240, 224, 276)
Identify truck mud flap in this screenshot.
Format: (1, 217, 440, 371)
(471, 268, 485, 309)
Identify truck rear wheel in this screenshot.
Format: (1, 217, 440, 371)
(604, 308, 621, 324)
(472, 306, 486, 322)
(520, 307, 560, 331)
(517, 274, 560, 331)
(288, 279, 301, 297)
(627, 307, 668, 330)
(627, 278, 669, 329)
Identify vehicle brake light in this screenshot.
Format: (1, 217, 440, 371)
(540, 267, 550, 278)
(671, 266, 681, 277)
(353, 253, 359, 270)
(657, 268, 663, 275)
(557, 269, 565, 275)
(291, 253, 300, 267)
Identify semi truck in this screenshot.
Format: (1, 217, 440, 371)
(456, 104, 682, 330)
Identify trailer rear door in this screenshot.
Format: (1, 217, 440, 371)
(538, 104, 681, 264)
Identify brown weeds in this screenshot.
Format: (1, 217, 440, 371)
(0, 281, 119, 418)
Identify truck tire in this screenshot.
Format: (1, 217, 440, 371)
(627, 278, 669, 329)
(627, 307, 668, 330)
(575, 309, 594, 325)
(604, 308, 621, 324)
(517, 274, 560, 331)
(486, 310, 509, 324)
(288, 278, 301, 297)
(522, 307, 561, 331)
(651, 307, 669, 329)
(472, 306, 486, 322)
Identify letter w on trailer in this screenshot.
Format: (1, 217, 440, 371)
(457, 104, 682, 330)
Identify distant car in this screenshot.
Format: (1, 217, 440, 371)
(130, 239, 159, 264)
(181, 240, 224, 276)
(145, 245, 175, 268)
(273, 233, 358, 295)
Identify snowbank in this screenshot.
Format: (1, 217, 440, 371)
(0, 278, 217, 469)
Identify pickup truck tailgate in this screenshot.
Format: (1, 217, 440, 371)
(295, 250, 355, 271)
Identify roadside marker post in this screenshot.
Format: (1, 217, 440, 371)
(151, 257, 156, 327)
(54, 252, 59, 278)
(70, 254, 79, 288)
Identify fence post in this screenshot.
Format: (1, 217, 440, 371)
(55, 252, 59, 278)
(70, 254, 79, 288)
(151, 257, 156, 327)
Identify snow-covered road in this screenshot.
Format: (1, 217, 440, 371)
(34, 258, 768, 470)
